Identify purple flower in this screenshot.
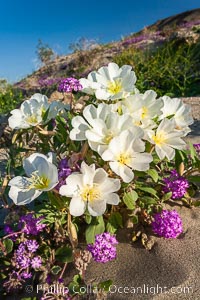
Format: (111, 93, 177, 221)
(163, 170, 189, 199)
(87, 233, 118, 263)
(56, 158, 72, 190)
(25, 240, 39, 253)
(152, 209, 183, 238)
(31, 256, 42, 269)
(193, 143, 200, 154)
(4, 225, 13, 235)
(17, 255, 31, 268)
(19, 213, 46, 235)
(38, 76, 62, 87)
(58, 77, 83, 93)
(21, 271, 32, 279)
(16, 243, 26, 256)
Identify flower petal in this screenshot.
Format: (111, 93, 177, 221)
(70, 196, 86, 216)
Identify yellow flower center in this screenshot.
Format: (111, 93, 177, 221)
(117, 153, 131, 165)
(81, 185, 100, 202)
(107, 79, 122, 95)
(28, 171, 50, 190)
(152, 132, 166, 146)
(26, 115, 39, 125)
(103, 131, 114, 144)
(141, 106, 148, 119)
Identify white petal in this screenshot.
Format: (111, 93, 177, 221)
(9, 186, 41, 205)
(70, 197, 86, 216)
(23, 153, 48, 176)
(128, 153, 152, 171)
(88, 199, 106, 216)
(99, 177, 121, 194)
(59, 174, 83, 196)
(104, 193, 120, 205)
(109, 162, 134, 183)
(8, 110, 30, 129)
(8, 176, 30, 189)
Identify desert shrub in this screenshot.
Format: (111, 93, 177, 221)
(114, 38, 200, 97)
(36, 39, 55, 65)
(0, 80, 23, 114)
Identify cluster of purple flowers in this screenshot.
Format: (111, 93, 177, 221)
(19, 213, 46, 235)
(56, 158, 72, 190)
(87, 233, 118, 263)
(122, 31, 165, 46)
(14, 240, 42, 279)
(38, 76, 62, 87)
(180, 20, 200, 29)
(163, 170, 189, 199)
(152, 210, 183, 239)
(58, 77, 83, 93)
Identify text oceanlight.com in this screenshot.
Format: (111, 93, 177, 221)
(108, 284, 193, 295)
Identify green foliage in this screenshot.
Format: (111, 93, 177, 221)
(85, 216, 105, 244)
(0, 81, 23, 114)
(51, 265, 62, 275)
(55, 246, 73, 263)
(114, 38, 200, 97)
(106, 212, 123, 234)
(123, 191, 138, 209)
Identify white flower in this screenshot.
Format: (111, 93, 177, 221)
(102, 130, 153, 183)
(70, 103, 134, 155)
(159, 96, 193, 135)
(79, 72, 102, 95)
(8, 93, 68, 129)
(80, 62, 137, 100)
(8, 153, 58, 205)
(148, 118, 186, 160)
(8, 93, 49, 129)
(59, 162, 120, 216)
(122, 90, 163, 122)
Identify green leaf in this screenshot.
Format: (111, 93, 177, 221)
(55, 246, 73, 263)
(188, 175, 200, 183)
(123, 191, 138, 209)
(85, 214, 92, 225)
(106, 212, 123, 234)
(141, 196, 157, 205)
(132, 215, 138, 224)
(85, 216, 105, 244)
(137, 186, 158, 198)
(162, 192, 172, 201)
(21, 298, 37, 300)
(3, 239, 13, 254)
(48, 192, 64, 209)
(193, 200, 200, 207)
(68, 274, 83, 295)
(175, 149, 185, 169)
(98, 280, 113, 292)
(147, 169, 158, 182)
(51, 265, 62, 275)
(189, 142, 197, 161)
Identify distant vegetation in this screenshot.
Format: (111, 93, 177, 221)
(0, 80, 23, 114)
(114, 38, 200, 97)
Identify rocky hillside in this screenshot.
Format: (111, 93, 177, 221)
(14, 8, 200, 94)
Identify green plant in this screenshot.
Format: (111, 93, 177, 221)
(114, 38, 200, 97)
(0, 81, 23, 114)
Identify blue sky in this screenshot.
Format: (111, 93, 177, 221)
(0, 0, 199, 82)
